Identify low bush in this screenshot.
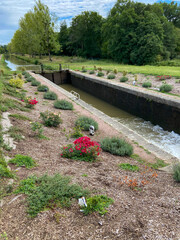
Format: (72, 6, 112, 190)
(43, 91, 57, 100)
(101, 137, 133, 156)
(81, 195, 113, 215)
(118, 163, 139, 172)
(61, 136, 101, 162)
(9, 78, 24, 88)
(81, 69, 87, 73)
(159, 84, 173, 93)
(173, 163, 180, 182)
(15, 174, 89, 217)
(75, 116, 98, 131)
(142, 82, 152, 88)
(120, 77, 128, 82)
(24, 97, 38, 108)
(89, 70, 95, 74)
(37, 85, 49, 92)
(17, 73, 22, 79)
(40, 111, 62, 127)
(0, 164, 14, 178)
(113, 69, 118, 74)
(97, 72, 104, 77)
(70, 125, 83, 138)
(22, 71, 26, 75)
(26, 77, 35, 82)
(54, 99, 73, 110)
(122, 71, 127, 76)
(9, 154, 36, 168)
(31, 80, 41, 86)
(107, 74, 115, 79)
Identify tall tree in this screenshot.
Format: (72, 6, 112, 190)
(69, 11, 103, 58)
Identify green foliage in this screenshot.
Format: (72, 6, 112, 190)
(89, 70, 95, 74)
(173, 163, 180, 182)
(8, 126, 23, 141)
(123, 71, 127, 77)
(101, 137, 133, 156)
(120, 76, 128, 82)
(97, 72, 104, 77)
(81, 195, 113, 215)
(37, 85, 49, 92)
(31, 80, 41, 86)
(26, 77, 35, 82)
(9, 113, 31, 121)
(159, 84, 173, 92)
(9, 154, 36, 168)
(54, 99, 73, 110)
(40, 111, 62, 127)
(17, 73, 22, 79)
(75, 116, 98, 131)
(142, 81, 152, 88)
(0, 164, 14, 178)
(9, 78, 24, 88)
(30, 122, 44, 137)
(15, 174, 89, 217)
(43, 91, 57, 100)
(118, 163, 139, 172)
(107, 74, 115, 79)
(113, 69, 118, 74)
(70, 125, 83, 138)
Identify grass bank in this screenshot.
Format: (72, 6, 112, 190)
(13, 54, 180, 77)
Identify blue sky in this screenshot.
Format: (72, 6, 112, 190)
(0, 0, 178, 45)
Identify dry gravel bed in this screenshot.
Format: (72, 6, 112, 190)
(0, 75, 180, 240)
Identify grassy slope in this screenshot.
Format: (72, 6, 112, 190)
(14, 54, 180, 77)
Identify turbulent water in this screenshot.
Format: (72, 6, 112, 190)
(61, 84, 180, 159)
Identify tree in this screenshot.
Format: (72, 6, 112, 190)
(69, 11, 103, 58)
(58, 21, 70, 55)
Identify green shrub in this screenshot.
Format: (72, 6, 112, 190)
(31, 80, 41, 86)
(22, 71, 26, 75)
(70, 125, 83, 138)
(113, 69, 118, 74)
(100, 137, 133, 156)
(89, 70, 95, 74)
(142, 82, 152, 88)
(54, 99, 73, 110)
(40, 111, 62, 127)
(75, 116, 98, 131)
(118, 163, 139, 172)
(81, 195, 113, 215)
(9, 78, 24, 88)
(17, 73, 22, 79)
(173, 163, 180, 182)
(120, 76, 128, 82)
(26, 77, 35, 82)
(97, 72, 104, 77)
(123, 71, 127, 76)
(37, 85, 49, 92)
(15, 174, 89, 217)
(43, 91, 57, 100)
(81, 69, 87, 73)
(159, 84, 173, 93)
(9, 154, 36, 168)
(107, 74, 115, 79)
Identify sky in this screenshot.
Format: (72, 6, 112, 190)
(0, 0, 178, 45)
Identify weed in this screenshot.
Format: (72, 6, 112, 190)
(0, 165, 14, 178)
(9, 154, 36, 168)
(75, 116, 98, 131)
(118, 163, 139, 172)
(81, 195, 113, 215)
(54, 99, 73, 110)
(101, 137, 133, 156)
(82, 174, 88, 177)
(173, 163, 180, 182)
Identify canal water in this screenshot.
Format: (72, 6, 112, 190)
(5, 55, 39, 71)
(61, 84, 180, 159)
(5, 56, 180, 159)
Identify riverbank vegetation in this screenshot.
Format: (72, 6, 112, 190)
(4, 0, 180, 66)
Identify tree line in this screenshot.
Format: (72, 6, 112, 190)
(8, 0, 180, 65)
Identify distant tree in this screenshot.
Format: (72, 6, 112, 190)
(69, 11, 103, 58)
(58, 21, 70, 55)
(0, 45, 8, 54)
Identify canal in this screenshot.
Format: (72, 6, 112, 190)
(5, 56, 180, 159)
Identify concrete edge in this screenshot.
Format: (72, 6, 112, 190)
(33, 72, 179, 164)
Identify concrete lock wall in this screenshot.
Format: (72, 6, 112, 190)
(69, 71, 180, 134)
(40, 70, 180, 134)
